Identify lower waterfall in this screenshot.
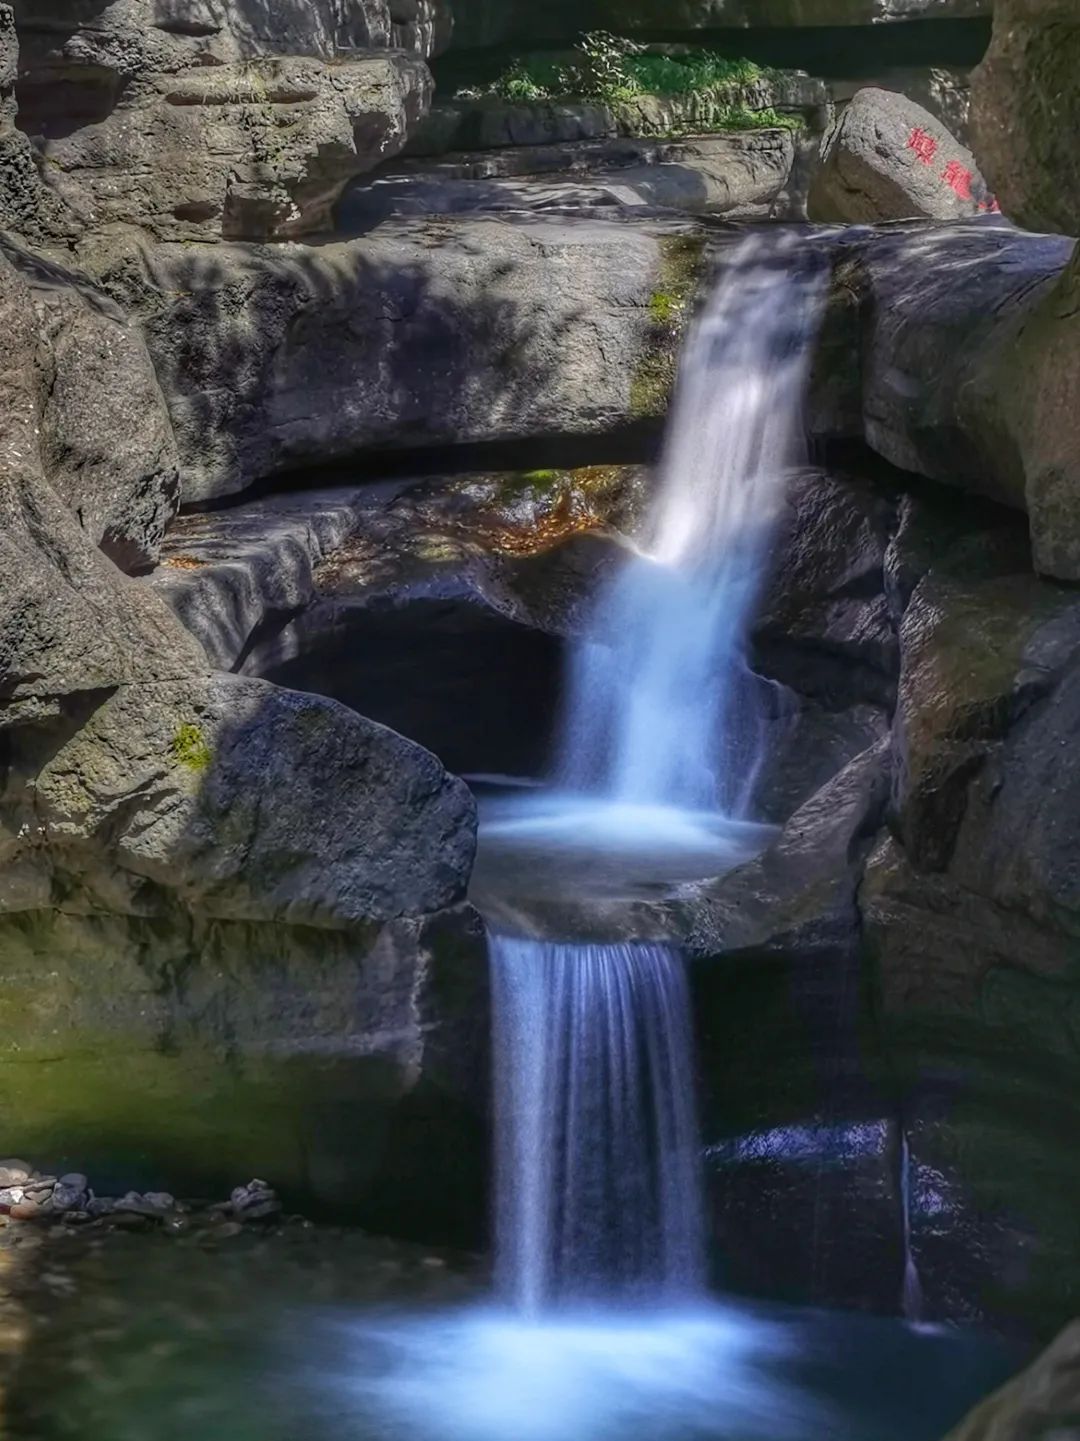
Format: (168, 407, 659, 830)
(490, 933, 704, 1313)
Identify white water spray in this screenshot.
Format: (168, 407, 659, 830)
(557, 232, 828, 816)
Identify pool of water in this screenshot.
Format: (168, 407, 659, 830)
(1, 1228, 1021, 1441)
(470, 783, 773, 916)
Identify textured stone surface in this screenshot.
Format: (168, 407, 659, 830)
(944, 1322, 1080, 1440)
(405, 72, 829, 157)
(0, 241, 180, 572)
(0, 3, 77, 246)
(450, 0, 991, 49)
(809, 87, 994, 222)
(0, 222, 483, 1219)
(9, 0, 438, 240)
(343, 128, 808, 228)
(87, 215, 704, 503)
(971, 0, 1080, 236)
(816, 222, 1080, 582)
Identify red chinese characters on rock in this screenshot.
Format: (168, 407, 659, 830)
(906, 126, 1001, 213)
(907, 127, 939, 165)
(942, 159, 974, 201)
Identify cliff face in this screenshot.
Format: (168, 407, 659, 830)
(4, 0, 448, 242)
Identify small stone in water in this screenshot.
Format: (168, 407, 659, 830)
(0, 1162, 31, 1187)
(51, 1176, 89, 1213)
(10, 1199, 44, 1220)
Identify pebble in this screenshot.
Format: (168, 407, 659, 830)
(1, 1165, 300, 1235)
(10, 1200, 44, 1221)
(51, 1177, 89, 1213)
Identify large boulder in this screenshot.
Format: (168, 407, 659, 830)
(814, 222, 1080, 582)
(84, 214, 705, 503)
(971, 0, 1080, 236)
(859, 495, 1080, 1333)
(8, 0, 438, 240)
(0, 223, 484, 1224)
(808, 87, 995, 223)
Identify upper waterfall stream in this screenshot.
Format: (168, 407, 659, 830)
(557, 232, 829, 820)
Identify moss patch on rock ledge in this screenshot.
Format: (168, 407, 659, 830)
(170, 721, 212, 773)
(631, 232, 708, 420)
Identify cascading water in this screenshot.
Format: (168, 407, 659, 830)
(491, 933, 703, 1313)
(557, 232, 828, 818)
(900, 1126, 924, 1324)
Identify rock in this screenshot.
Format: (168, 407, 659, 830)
(404, 71, 828, 158)
(449, 0, 991, 48)
(754, 467, 899, 712)
(814, 221, 1080, 583)
(860, 515, 1080, 1332)
(343, 128, 808, 228)
(828, 66, 973, 143)
(8, 1199, 44, 1220)
(230, 1180, 282, 1220)
(944, 1321, 1080, 1440)
(86, 215, 705, 504)
(971, 0, 1080, 235)
(808, 87, 995, 223)
(0, 186, 488, 1232)
(0, 239, 180, 573)
(679, 741, 891, 958)
(50, 1176, 88, 1212)
(0, 5, 77, 247)
(0, 1161, 31, 1186)
(9, 1, 436, 241)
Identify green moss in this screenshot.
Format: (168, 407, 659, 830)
(170, 721, 212, 773)
(458, 39, 798, 135)
(631, 232, 707, 420)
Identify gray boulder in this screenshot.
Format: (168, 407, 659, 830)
(809, 87, 995, 223)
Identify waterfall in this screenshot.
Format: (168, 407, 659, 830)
(557, 232, 828, 816)
(900, 1126, 924, 1324)
(491, 933, 704, 1314)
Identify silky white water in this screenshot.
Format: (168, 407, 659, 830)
(557, 232, 828, 817)
(491, 933, 704, 1313)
